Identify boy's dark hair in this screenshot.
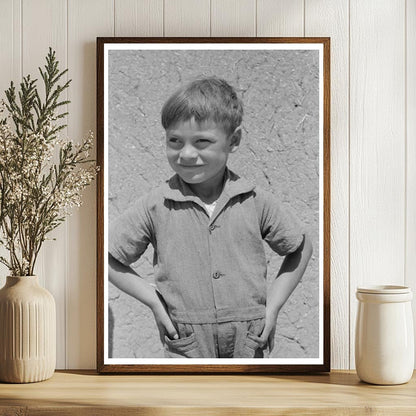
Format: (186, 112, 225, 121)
(161, 77, 243, 135)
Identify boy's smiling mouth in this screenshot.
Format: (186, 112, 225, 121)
(178, 164, 205, 168)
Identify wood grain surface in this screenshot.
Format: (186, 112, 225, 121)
(257, 0, 304, 37)
(165, 0, 210, 37)
(349, 0, 406, 369)
(211, 0, 256, 37)
(67, 0, 114, 370)
(305, 0, 350, 371)
(21, 0, 68, 369)
(406, 0, 416, 367)
(0, 371, 415, 415)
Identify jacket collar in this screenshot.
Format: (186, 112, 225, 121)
(162, 168, 254, 204)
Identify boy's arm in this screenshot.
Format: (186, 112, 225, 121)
(260, 234, 313, 351)
(108, 254, 179, 341)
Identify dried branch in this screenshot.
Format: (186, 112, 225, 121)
(0, 48, 97, 276)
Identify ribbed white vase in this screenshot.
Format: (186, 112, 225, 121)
(0, 276, 56, 383)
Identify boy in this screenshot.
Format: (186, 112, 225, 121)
(109, 77, 313, 358)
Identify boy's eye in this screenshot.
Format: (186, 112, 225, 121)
(168, 137, 181, 146)
(196, 139, 211, 145)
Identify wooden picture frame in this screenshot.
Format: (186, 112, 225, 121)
(97, 37, 330, 373)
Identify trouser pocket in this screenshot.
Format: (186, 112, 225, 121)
(235, 318, 267, 358)
(163, 323, 200, 358)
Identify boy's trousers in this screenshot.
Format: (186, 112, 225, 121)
(163, 317, 267, 358)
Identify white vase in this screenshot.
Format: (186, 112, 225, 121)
(0, 276, 56, 383)
(355, 285, 414, 385)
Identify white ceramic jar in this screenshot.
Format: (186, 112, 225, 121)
(355, 285, 414, 385)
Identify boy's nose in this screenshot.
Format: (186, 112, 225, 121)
(179, 145, 198, 161)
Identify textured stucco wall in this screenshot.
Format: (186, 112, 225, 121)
(108, 49, 320, 359)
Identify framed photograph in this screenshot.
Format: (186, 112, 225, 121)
(97, 37, 330, 373)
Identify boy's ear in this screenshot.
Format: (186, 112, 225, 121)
(229, 126, 242, 153)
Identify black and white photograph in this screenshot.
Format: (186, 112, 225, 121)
(97, 38, 330, 373)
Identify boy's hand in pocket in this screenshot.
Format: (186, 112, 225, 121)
(151, 295, 179, 343)
(260, 308, 278, 352)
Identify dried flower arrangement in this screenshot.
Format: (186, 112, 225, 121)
(0, 48, 97, 276)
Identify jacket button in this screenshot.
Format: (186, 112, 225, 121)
(209, 224, 216, 232)
(212, 271, 221, 279)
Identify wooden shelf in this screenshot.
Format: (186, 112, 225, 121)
(0, 370, 415, 415)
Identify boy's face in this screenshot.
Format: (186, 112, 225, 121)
(165, 118, 240, 187)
